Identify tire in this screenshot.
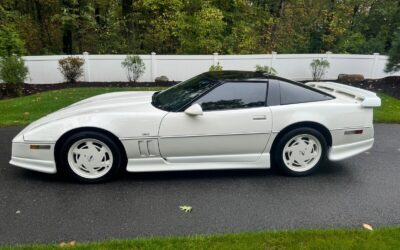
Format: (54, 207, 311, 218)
(273, 127, 327, 176)
(57, 131, 123, 183)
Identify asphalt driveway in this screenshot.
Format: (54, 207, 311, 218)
(0, 124, 399, 245)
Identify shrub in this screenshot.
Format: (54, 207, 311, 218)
(58, 56, 85, 82)
(155, 75, 169, 82)
(209, 62, 223, 71)
(0, 55, 28, 96)
(255, 65, 277, 75)
(310, 58, 330, 81)
(121, 55, 145, 82)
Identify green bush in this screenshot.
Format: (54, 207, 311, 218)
(0, 25, 26, 57)
(255, 65, 277, 75)
(0, 55, 28, 96)
(58, 56, 85, 82)
(121, 55, 145, 82)
(209, 62, 223, 71)
(310, 58, 330, 81)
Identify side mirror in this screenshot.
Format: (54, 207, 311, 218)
(184, 103, 203, 116)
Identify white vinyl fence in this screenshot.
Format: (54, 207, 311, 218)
(22, 52, 397, 84)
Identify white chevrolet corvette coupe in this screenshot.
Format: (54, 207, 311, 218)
(10, 71, 381, 182)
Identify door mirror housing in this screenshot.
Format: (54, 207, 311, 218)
(184, 103, 203, 116)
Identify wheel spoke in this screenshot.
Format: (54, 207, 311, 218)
(282, 133, 322, 172)
(68, 138, 114, 179)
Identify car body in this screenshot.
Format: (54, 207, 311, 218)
(10, 71, 381, 182)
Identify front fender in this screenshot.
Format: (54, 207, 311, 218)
(23, 112, 165, 142)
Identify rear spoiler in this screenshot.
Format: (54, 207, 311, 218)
(306, 81, 381, 108)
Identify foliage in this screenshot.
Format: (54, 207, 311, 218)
(310, 58, 330, 81)
(0, 55, 28, 96)
(178, 5, 226, 54)
(0, 25, 26, 57)
(121, 55, 145, 82)
(255, 65, 277, 75)
(58, 56, 85, 82)
(209, 62, 223, 71)
(385, 30, 400, 73)
(1, 1, 400, 55)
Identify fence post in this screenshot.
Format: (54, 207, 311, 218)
(371, 53, 380, 79)
(270, 51, 277, 69)
(325, 51, 332, 79)
(212, 52, 219, 66)
(83, 51, 90, 82)
(151, 52, 157, 82)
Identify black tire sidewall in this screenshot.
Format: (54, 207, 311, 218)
(57, 131, 122, 183)
(273, 127, 327, 176)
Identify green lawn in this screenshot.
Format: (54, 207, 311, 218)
(374, 93, 400, 123)
(0, 88, 398, 127)
(1, 227, 400, 250)
(0, 87, 164, 127)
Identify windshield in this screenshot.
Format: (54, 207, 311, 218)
(152, 74, 220, 111)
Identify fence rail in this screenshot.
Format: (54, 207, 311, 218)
(22, 52, 396, 84)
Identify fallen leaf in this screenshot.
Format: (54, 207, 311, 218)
(362, 223, 373, 231)
(23, 112, 30, 116)
(179, 205, 192, 213)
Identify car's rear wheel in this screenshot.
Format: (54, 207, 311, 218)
(57, 131, 123, 183)
(273, 127, 327, 176)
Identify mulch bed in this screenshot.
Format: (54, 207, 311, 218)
(0, 81, 177, 100)
(304, 76, 400, 99)
(1, 76, 399, 100)
(334, 76, 400, 99)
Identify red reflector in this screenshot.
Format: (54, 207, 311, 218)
(344, 129, 363, 135)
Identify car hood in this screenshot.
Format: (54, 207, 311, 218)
(21, 91, 162, 134)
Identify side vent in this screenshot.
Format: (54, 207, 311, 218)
(138, 140, 158, 157)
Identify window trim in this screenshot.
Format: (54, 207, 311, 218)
(177, 80, 269, 112)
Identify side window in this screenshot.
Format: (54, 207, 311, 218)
(280, 80, 333, 105)
(195, 82, 267, 111)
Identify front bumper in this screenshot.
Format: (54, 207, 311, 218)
(10, 142, 57, 174)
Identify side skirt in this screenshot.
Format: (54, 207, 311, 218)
(126, 153, 271, 172)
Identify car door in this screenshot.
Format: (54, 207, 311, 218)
(158, 81, 272, 163)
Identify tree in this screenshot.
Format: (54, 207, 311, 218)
(385, 30, 400, 73)
(0, 25, 26, 57)
(178, 5, 226, 54)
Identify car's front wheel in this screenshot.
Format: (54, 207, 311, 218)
(273, 127, 327, 176)
(57, 131, 123, 183)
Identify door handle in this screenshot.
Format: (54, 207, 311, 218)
(253, 115, 266, 120)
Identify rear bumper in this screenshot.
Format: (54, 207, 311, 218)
(328, 138, 374, 161)
(10, 142, 57, 174)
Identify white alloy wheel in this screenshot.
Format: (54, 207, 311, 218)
(67, 138, 114, 179)
(282, 134, 322, 172)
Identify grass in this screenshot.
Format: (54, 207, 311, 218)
(374, 93, 400, 123)
(0, 87, 164, 127)
(1, 227, 400, 249)
(0, 88, 398, 127)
